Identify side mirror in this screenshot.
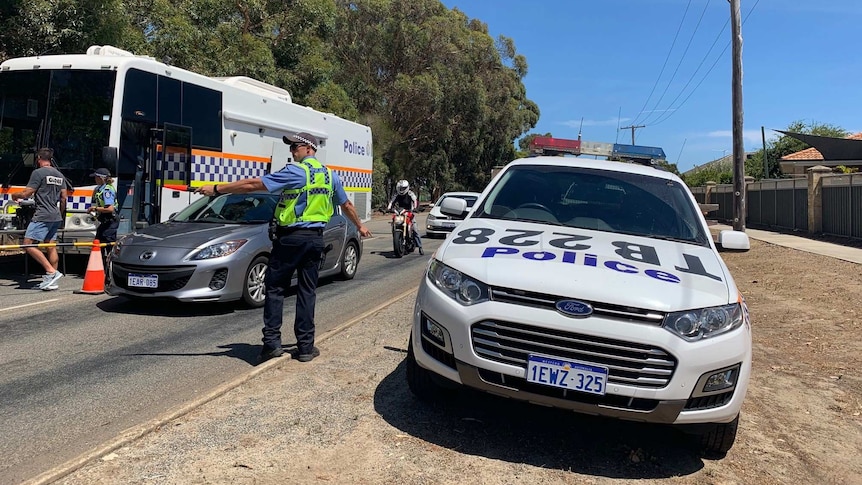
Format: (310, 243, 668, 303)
(102, 146, 119, 165)
(440, 197, 468, 218)
(717, 230, 750, 251)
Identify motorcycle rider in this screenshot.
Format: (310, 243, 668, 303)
(387, 179, 423, 255)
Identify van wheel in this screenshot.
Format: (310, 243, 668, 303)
(406, 337, 444, 401)
(340, 241, 359, 280)
(699, 414, 739, 458)
(242, 255, 268, 308)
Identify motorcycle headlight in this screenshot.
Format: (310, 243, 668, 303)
(189, 239, 248, 260)
(663, 302, 747, 341)
(394, 215, 405, 224)
(427, 259, 489, 305)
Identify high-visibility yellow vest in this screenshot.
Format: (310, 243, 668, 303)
(274, 157, 334, 226)
(93, 184, 116, 209)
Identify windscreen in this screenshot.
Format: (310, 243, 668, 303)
(472, 165, 709, 246)
(172, 194, 278, 223)
(0, 69, 116, 187)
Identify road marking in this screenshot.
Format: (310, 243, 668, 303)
(22, 285, 420, 485)
(1, 299, 60, 313)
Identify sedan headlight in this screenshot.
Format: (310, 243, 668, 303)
(427, 259, 489, 305)
(427, 214, 437, 222)
(189, 240, 248, 260)
(111, 234, 130, 256)
(663, 302, 746, 341)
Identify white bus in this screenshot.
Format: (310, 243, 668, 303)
(0, 45, 373, 252)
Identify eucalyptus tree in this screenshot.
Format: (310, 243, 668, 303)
(332, 0, 538, 196)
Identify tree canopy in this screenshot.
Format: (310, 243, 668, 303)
(0, 0, 539, 206)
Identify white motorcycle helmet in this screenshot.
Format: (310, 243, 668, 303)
(396, 179, 409, 195)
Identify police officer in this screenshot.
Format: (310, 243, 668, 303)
(87, 167, 119, 254)
(196, 132, 372, 363)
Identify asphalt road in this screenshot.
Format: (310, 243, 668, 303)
(0, 213, 439, 484)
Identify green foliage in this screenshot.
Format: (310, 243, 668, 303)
(1, 0, 538, 197)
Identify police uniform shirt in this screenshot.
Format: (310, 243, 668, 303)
(94, 183, 116, 210)
(261, 159, 349, 228)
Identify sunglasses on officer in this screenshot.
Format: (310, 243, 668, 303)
(289, 143, 307, 151)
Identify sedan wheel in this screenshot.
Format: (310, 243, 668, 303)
(340, 241, 359, 280)
(243, 255, 269, 308)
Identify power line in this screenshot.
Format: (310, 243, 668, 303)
(640, 0, 712, 126)
(629, 0, 693, 127)
(649, 0, 761, 127)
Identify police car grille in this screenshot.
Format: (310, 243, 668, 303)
(490, 288, 665, 325)
(471, 320, 677, 389)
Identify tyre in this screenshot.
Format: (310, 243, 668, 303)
(242, 255, 268, 308)
(405, 337, 442, 401)
(339, 241, 359, 280)
(392, 231, 404, 258)
(698, 414, 739, 458)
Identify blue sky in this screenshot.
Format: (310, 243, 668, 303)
(440, 0, 862, 172)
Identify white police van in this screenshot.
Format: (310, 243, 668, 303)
(407, 156, 752, 456)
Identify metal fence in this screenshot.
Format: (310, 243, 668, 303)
(688, 172, 862, 241)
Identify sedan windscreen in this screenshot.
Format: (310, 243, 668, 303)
(173, 194, 278, 223)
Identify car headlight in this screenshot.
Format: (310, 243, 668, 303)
(189, 239, 248, 260)
(663, 302, 746, 341)
(427, 259, 489, 305)
(427, 214, 437, 221)
(111, 234, 130, 257)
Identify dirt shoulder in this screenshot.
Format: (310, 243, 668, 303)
(55, 239, 862, 485)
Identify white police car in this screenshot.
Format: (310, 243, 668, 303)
(406, 156, 751, 456)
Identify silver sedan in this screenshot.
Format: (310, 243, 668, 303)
(106, 193, 362, 307)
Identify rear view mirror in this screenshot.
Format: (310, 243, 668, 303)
(102, 146, 119, 165)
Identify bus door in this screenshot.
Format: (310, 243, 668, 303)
(157, 123, 193, 221)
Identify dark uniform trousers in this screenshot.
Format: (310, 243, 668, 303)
(262, 227, 325, 354)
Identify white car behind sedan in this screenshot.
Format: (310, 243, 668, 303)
(425, 191, 481, 237)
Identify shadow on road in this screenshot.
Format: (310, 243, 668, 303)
(129, 342, 299, 366)
(96, 296, 238, 317)
(373, 360, 706, 479)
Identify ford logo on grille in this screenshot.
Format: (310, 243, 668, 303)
(555, 299, 593, 318)
(140, 250, 155, 261)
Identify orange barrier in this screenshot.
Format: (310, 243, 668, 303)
(77, 239, 105, 294)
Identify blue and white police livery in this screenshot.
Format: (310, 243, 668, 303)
(407, 156, 753, 456)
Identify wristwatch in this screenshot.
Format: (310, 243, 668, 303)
(213, 185, 220, 195)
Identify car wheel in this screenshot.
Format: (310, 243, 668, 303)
(698, 414, 739, 458)
(242, 255, 269, 308)
(340, 241, 359, 280)
(405, 337, 444, 401)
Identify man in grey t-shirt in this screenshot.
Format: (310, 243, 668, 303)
(11, 148, 69, 290)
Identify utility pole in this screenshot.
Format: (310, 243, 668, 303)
(761, 126, 768, 179)
(619, 124, 645, 145)
(730, 0, 745, 232)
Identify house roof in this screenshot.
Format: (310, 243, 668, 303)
(780, 132, 862, 161)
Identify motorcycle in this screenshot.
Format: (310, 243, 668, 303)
(391, 208, 416, 258)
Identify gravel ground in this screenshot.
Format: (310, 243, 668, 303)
(49, 238, 862, 485)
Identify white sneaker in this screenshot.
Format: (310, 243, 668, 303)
(42, 284, 59, 291)
(38, 271, 63, 289)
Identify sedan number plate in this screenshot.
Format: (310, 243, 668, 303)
(526, 354, 608, 395)
(128, 273, 158, 288)
(442, 221, 456, 228)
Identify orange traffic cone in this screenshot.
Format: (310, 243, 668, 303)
(78, 239, 105, 294)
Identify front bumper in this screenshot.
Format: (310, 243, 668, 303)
(105, 258, 245, 303)
(411, 277, 751, 425)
